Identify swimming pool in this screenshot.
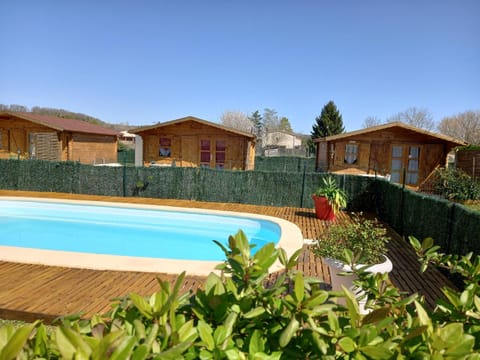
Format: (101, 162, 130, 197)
(0, 197, 303, 275)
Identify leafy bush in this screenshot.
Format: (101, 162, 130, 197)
(313, 213, 389, 265)
(1, 232, 479, 358)
(434, 167, 480, 201)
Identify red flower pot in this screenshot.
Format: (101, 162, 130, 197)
(312, 195, 336, 221)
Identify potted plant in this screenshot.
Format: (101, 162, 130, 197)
(311, 176, 347, 221)
(313, 213, 392, 313)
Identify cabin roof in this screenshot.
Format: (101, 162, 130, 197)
(131, 116, 256, 139)
(0, 111, 119, 136)
(313, 122, 466, 146)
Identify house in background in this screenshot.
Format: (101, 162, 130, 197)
(262, 131, 302, 156)
(131, 116, 256, 170)
(118, 130, 136, 148)
(314, 122, 465, 187)
(0, 111, 118, 164)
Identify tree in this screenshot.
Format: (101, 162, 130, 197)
(438, 110, 480, 144)
(279, 117, 293, 132)
(220, 111, 253, 133)
(248, 110, 263, 138)
(262, 108, 280, 133)
(362, 116, 383, 128)
(387, 107, 436, 131)
(311, 101, 345, 139)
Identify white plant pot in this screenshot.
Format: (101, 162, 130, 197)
(324, 255, 393, 314)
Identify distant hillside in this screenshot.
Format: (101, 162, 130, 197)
(0, 103, 133, 130)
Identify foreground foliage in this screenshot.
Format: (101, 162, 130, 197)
(1, 232, 479, 359)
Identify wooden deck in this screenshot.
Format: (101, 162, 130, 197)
(0, 191, 456, 323)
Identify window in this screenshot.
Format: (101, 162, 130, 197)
(159, 138, 171, 157)
(344, 143, 358, 164)
(200, 139, 211, 167)
(390, 145, 403, 183)
(215, 140, 226, 169)
(406, 146, 420, 185)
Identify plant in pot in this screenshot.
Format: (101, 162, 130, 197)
(311, 176, 347, 221)
(313, 213, 392, 313)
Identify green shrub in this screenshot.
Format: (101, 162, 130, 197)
(1, 232, 479, 358)
(313, 213, 389, 265)
(434, 167, 480, 201)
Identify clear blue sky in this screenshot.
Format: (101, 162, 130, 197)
(1, 0, 478, 133)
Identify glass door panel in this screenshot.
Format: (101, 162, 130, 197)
(215, 140, 226, 169)
(390, 146, 403, 183)
(200, 139, 211, 167)
(406, 146, 420, 185)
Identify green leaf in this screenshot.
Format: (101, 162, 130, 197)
(414, 301, 432, 333)
(342, 285, 360, 326)
(178, 320, 197, 343)
(223, 310, 238, 339)
(244, 307, 266, 319)
(0, 323, 36, 360)
(213, 326, 227, 347)
(362, 307, 390, 325)
(421, 237, 434, 251)
(444, 335, 475, 357)
(131, 345, 149, 360)
(129, 293, 153, 319)
(279, 316, 299, 348)
(55, 326, 92, 360)
(249, 329, 265, 354)
(198, 321, 215, 351)
(294, 271, 305, 304)
(360, 345, 393, 359)
(338, 337, 356, 353)
(133, 319, 146, 340)
(157, 341, 195, 359)
(108, 335, 137, 360)
(409, 236, 421, 251)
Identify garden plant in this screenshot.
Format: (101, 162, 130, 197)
(0, 231, 479, 359)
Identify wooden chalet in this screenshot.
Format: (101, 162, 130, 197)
(314, 122, 465, 186)
(0, 112, 119, 164)
(132, 116, 256, 170)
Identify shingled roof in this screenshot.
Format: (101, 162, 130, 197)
(0, 111, 119, 136)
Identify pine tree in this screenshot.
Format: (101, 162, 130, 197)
(248, 110, 263, 137)
(311, 101, 345, 139)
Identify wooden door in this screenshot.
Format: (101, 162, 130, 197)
(200, 139, 211, 167)
(214, 140, 226, 169)
(180, 136, 197, 167)
(390, 145, 421, 185)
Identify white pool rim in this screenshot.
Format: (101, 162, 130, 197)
(0, 196, 304, 276)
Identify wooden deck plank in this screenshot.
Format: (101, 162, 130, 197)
(0, 190, 457, 323)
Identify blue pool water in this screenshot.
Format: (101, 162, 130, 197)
(0, 200, 281, 261)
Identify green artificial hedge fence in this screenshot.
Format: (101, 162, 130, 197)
(254, 156, 316, 172)
(372, 178, 480, 255)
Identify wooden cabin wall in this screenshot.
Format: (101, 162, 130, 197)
(456, 149, 480, 179)
(422, 144, 448, 175)
(370, 142, 390, 175)
(138, 121, 254, 170)
(0, 118, 61, 159)
(330, 141, 371, 173)
(70, 133, 118, 164)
